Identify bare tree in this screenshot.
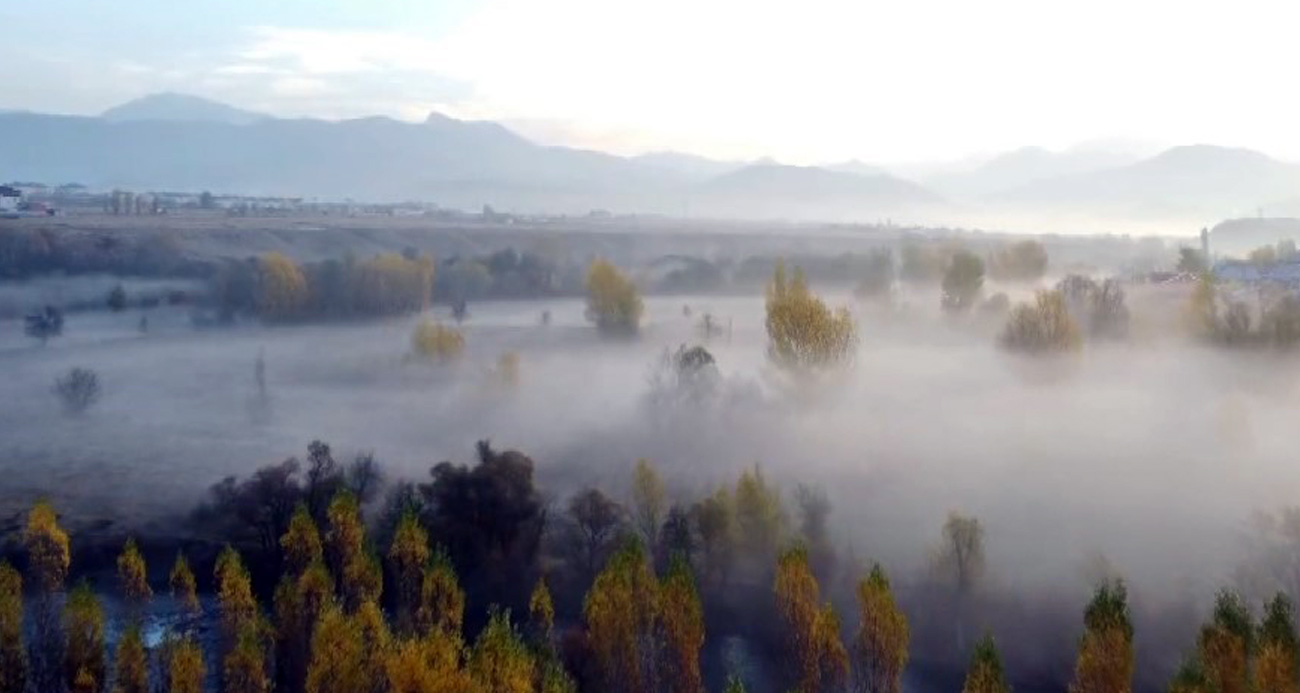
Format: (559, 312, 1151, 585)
(53, 367, 101, 415)
(565, 488, 626, 589)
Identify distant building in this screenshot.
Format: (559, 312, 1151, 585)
(0, 185, 21, 213)
(1214, 259, 1300, 288)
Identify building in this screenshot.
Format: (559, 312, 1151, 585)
(0, 185, 21, 213)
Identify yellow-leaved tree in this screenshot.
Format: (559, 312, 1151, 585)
(765, 260, 856, 375)
(1254, 593, 1299, 693)
(411, 320, 465, 363)
(528, 578, 555, 648)
(853, 564, 909, 693)
(24, 501, 69, 693)
(385, 630, 476, 693)
(327, 491, 382, 610)
(1198, 590, 1253, 693)
(282, 503, 324, 578)
(774, 545, 848, 693)
(735, 465, 784, 574)
(305, 601, 391, 693)
(659, 557, 705, 693)
(631, 458, 667, 551)
(0, 561, 26, 693)
(112, 625, 149, 693)
(584, 541, 660, 693)
(63, 582, 106, 693)
(417, 553, 466, 638)
(468, 609, 535, 693)
(257, 251, 308, 321)
(585, 259, 644, 336)
(962, 633, 1010, 693)
(168, 637, 205, 693)
(1069, 580, 1134, 693)
(389, 510, 431, 636)
(170, 552, 200, 616)
(116, 538, 151, 622)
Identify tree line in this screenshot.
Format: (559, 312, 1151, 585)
(3, 441, 1296, 693)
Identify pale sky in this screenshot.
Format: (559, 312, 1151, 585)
(3, 0, 1298, 165)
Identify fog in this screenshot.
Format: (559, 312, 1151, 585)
(5, 276, 1300, 688)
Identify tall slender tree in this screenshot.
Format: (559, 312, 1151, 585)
(0, 562, 26, 693)
(1069, 580, 1134, 693)
(962, 634, 1009, 693)
(659, 557, 704, 693)
(853, 564, 909, 693)
(1254, 593, 1298, 693)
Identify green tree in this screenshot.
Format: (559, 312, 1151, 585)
(468, 609, 534, 693)
(1198, 590, 1254, 693)
(585, 259, 644, 336)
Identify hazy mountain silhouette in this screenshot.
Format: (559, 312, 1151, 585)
(689, 163, 942, 220)
(101, 92, 270, 125)
(824, 159, 889, 177)
(632, 151, 743, 181)
(924, 145, 1142, 197)
(994, 145, 1300, 220)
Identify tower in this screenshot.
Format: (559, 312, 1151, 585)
(1200, 227, 1209, 263)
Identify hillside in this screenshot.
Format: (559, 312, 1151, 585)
(690, 163, 942, 220)
(100, 92, 269, 125)
(995, 145, 1300, 221)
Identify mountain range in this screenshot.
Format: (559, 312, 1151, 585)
(4, 92, 1299, 231)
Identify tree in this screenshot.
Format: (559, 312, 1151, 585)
(25, 500, 69, 693)
(853, 564, 908, 693)
(216, 546, 259, 646)
(112, 625, 148, 693)
(962, 634, 1010, 693)
(583, 541, 660, 693)
(116, 538, 151, 618)
(529, 578, 556, 649)
(282, 504, 324, 578)
(170, 553, 200, 615)
(999, 290, 1082, 354)
(1069, 580, 1134, 693)
(765, 260, 857, 374)
(1254, 593, 1299, 693)
(54, 367, 102, 415)
(988, 240, 1049, 282)
(774, 545, 846, 693)
(416, 554, 465, 638)
(565, 488, 625, 590)
(856, 248, 895, 299)
(585, 259, 644, 336)
(25, 305, 64, 345)
(389, 510, 431, 636)
(734, 466, 784, 575)
(942, 250, 985, 314)
(659, 557, 704, 693)
(411, 320, 465, 363)
(0, 562, 26, 693)
(900, 242, 946, 285)
(1198, 590, 1254, 693)
(167, 638, 205, 693)
(64, 581, 106, 693)
(107, 284, 127, 312)
(224, 622, 271, 693)
(692, 487, 737, 591)
(631, 459, 666, 554)
(199, 191, 215, 209)
(274, 557, 332, 692)
(385, 632, 475, 693)
(304, 602, 389, 693)
(327, 491, 382, 610)
(1178, 247, 1208, 275)
(935, 512, 984, 650)
(468, 609, 535, 693)
(257, 252, 308, 321)
(1250, 245, 1280, 266)
(795, 485, 835, 583)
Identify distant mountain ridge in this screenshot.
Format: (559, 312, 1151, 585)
(4, 92, 1299, 229)
(101, 92, 270, 125)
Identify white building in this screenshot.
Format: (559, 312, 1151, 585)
(0, 186, 21, 213)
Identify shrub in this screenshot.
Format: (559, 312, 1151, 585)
(53, 368, 101, 415)
(411, 320, 465, 362)
(999, 290, 1082, 354)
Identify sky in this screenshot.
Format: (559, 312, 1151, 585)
(3, 0, 1299, 165)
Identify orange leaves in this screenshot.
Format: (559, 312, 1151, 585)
(660, 558, 705, 693)
(1069, 581, 1134, 693)
(583, 541, 660, 693)
(116, 538, 151, 612)
(170, 553, 199, 615)
(167, 637, 205, 693)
